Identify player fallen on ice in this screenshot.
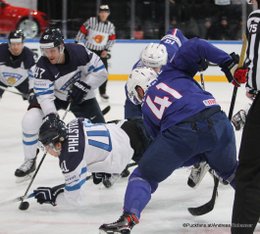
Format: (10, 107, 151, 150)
(32, 115, 151, 206)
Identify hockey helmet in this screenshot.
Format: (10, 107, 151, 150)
(39, 27, 64, 49)
(39, 115, 67, 146)
(247, 0, 253, 3)
(141, 43, 168, 68)
(8, 30, 25, 43)
(127, 67, 158, 105)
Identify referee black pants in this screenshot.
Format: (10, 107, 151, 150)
(231, 93, 260, 234)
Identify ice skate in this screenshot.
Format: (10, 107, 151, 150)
(103, 173, 121, 188)
(187, 161, 210, 188)
(100, 93, 109, 102)
(99, 213, 139, 234)
(14, 158, 36, 183)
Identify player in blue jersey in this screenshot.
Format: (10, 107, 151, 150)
(15, 27, 108, 182)
(125, 28, 188, 119)
(31, 115, 151, 207)
(124, 29, 229, 188)
(0, 30, 35, 102)
(99, 38, 247, 234)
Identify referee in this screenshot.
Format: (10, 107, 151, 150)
(231, 0, 260, 233)
(75, 4, 116, 101)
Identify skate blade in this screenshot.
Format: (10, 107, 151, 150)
(15, 174, 33, 183)
(99, 231, 121, 234)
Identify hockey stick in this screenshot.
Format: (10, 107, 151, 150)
(200, 72, 205, 90)
(0, 85, 24, 96)
(18, 103, 72, 210)
(1, 175, 93, 206)
(187, 34, 247, 216)
(90, 105, 111, 120)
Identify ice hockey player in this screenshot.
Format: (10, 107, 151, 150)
(0, 30, 35, 102)
(124, 28, 188, 119)
(99, 37, 246, 233)
(15, 27, 108, 182)
(32, 115, 151, 206)
(124, 30, 241, 189)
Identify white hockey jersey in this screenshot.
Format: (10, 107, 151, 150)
(56, 118, 134, 206)
(33, 43, 108, 116)
(0, 43, 35, 89)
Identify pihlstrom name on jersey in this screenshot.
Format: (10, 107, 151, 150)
(67, 120, 79, 153)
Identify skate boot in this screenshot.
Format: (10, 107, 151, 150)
(103, 173, 121, 188)
(100, 93, 109, 102)
(15, 158, 36, 183)
(231, 109, 247, 131)
(187, 161, 210, 188)
(99, 212, 139, 234)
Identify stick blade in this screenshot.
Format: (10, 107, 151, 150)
(188, 198, 216, 216)
(187, 176, 219, 216)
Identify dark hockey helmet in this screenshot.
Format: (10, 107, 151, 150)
(8, 30, 25, 43)
(39, 27, 64, 49)
(39, 114, 67, 146)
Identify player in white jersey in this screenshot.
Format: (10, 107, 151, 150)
(15, 27, 108, 181)
(31, 115, 151, 207)
(0, 30, 35, 102)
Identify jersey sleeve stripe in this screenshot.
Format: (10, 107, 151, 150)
(65, 178, 86, 191)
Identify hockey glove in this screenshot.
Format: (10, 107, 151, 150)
(220, 52, 239, 82)
(232, 68, 248, 87)
(92, 172, 111, 185)
(34, 186, 64, 206)
(70, 81, 91, 103)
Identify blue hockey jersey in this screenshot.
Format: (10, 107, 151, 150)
(141, 69, 219, 138)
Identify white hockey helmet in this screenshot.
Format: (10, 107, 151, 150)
(127, 67, 158, 105)
(247, 0, 253, 4)
(141, 43, 168, 68)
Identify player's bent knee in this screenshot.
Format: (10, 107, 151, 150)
(22, 108, 43, 133)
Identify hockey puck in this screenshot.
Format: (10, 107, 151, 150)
(19, 201, 30, 210)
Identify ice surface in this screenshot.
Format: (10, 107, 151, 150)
(0, 81, 259, 234)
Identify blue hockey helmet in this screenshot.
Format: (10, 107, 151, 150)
(39, 27, 64, 49)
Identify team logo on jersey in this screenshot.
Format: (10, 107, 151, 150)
(93, 34, 104, 44)
(2, 72, 22, 85)
(203, 99, 217, 106)
(60, 71, 82, 91)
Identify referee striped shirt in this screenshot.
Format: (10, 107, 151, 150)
(246, 9, 260, 91)
(75, 17, 116, 51)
